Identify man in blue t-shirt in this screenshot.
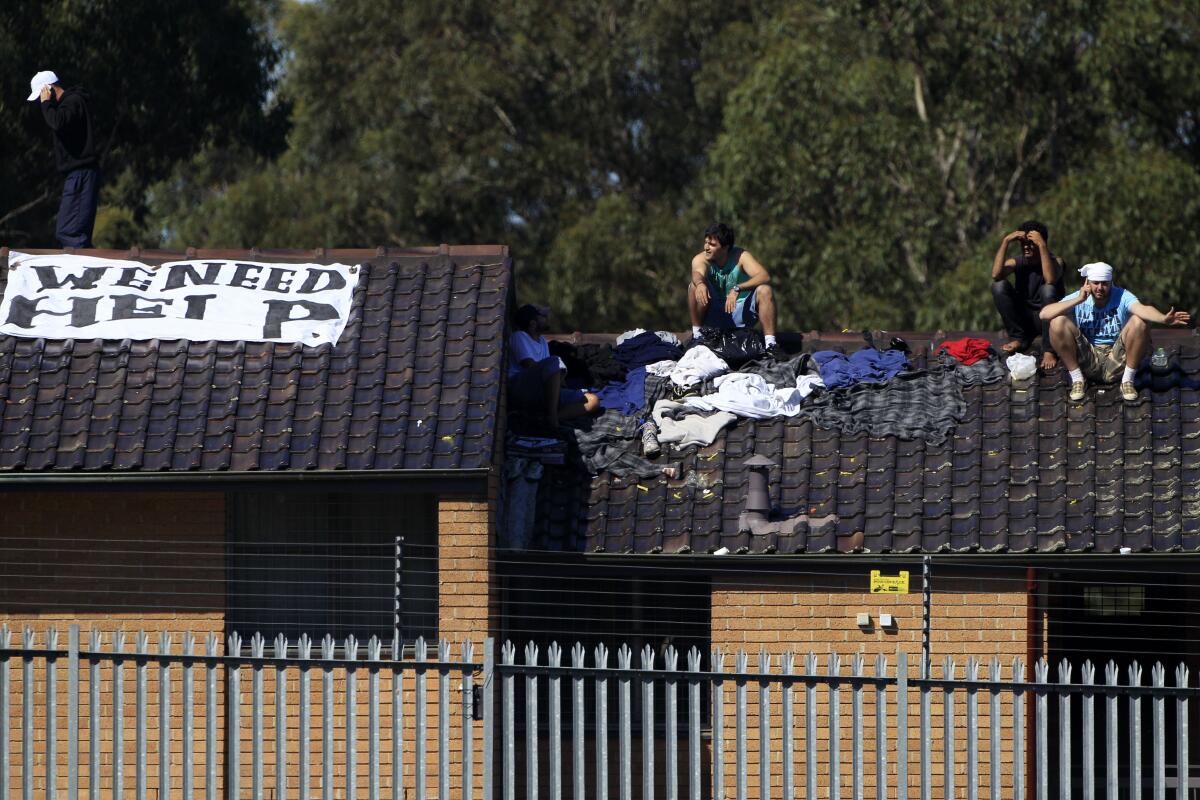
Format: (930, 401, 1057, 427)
(688, 222, 778, 354)
(1040, 262, 1191, 401)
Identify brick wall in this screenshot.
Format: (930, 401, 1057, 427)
(711, 567, 1033, 800)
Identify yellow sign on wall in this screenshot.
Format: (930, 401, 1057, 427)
(870, 570, 909, 594)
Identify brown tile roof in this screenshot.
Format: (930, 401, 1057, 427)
(530, 330, 1200, 555)
(0, 246, 510, 475)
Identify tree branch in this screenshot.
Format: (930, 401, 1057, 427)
(0, 187, 55, 229)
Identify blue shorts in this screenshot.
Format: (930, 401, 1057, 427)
(508, 357, 586, 412)
(704, 284, 759, 329)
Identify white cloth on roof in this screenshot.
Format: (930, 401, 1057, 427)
(796, 373, 825, 398)
(669, 345, 728, 387)
(616, 328, 682, 347)
(651, 400, 736, 447)
(682, 372, 804, 419)
(1079, 262, 1113, 282)
(645, 359, 678, 377)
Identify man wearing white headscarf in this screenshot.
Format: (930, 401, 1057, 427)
(1039, 263, 1191, 401)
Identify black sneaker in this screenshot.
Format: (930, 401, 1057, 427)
(765, 342, 783, 360)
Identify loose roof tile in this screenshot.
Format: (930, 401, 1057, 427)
(0, 247, 510, 476)
(530, 331, 1200, 555)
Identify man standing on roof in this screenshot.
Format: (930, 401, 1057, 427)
(1040, 262, 1191, 402)
(28, 69, 100, 248)
(990, 220, 1065, 370)
(688, 222, 778, 355)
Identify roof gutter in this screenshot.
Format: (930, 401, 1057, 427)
(0, 467, 491, 492)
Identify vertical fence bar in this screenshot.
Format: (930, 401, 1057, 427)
(1013, 659, 1025, 800)
(1153, 663, 1166, 800)
(1035, 660, 1048, 800)
(416, 638, 429, 800)
(688, 648, 703, 800)
(228, 632, 243, 800)
(1059, 660, 1073, 800)
(503, 641, 516, 800)
(526, 642, 541, 800)
(572, 644, 586, 800)
(46, 628, 59, 800)
(875, 655, 888, 800)
(394, 536, 404, 647)
(68, 626, 79, 800)
(1082, 662, 1096, 800)
(348, 636, 361, 800)
(395, 634, 406, 800)
(205, 633, 217, 800)
(759, 650, 772, 800)
(618, 644, 632, 800)
(989, 660, 1002, 800)
(322, 635, 335, 800)
(713, 650, 726, 800)
(830, 653, 842, 800)
(783, 654, 796, 800)
(549, 643, 563, 800)
(666, 647, 679, 800)
(735, 650, 747, 800)
(299, 635, 312, 800)
(183, 633, 195, 800)
(88, 629, 101, 800)
(0, 627, 9, 800)
(642, 645, 656, 800)
(276, 635, 289, 800)
(483, 638, 495, 800)
(919, 652, 930, 800)
(135, 630, 147, 800)
(438, 639, 449, 800)
(596, 644, 610, 800)
(897, 654, 909, 800)
(159, 632, 173, 800)
(1106, 662, 1119, 800)
(1130, 663, 1143, 800)
(851, 654, 863, 800)
(1177, 665, 1190, 800)
(21, 628, 33, 800)
(367, 637, 381, 800)
(942, 658, 956, 800)
(252, 633, 265, 800)
(463, 641, 476, 800)
(805, 653, 817, 800)
(965, 658, 978, 800)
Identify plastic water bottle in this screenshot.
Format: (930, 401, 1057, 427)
(1151, 347, 1169, 373)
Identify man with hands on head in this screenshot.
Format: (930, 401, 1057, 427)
(1040, 262, 1191, 402)
(688, 222, 778, 355)
(990, 220, 1065, 370)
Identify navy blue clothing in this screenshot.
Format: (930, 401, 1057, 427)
(812, 348, 909, 389)
(55, 166, 100, 248)
(613, 332, 683, 368)
(595, 366, 647, 416)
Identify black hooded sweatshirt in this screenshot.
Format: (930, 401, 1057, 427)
(40, 86, 98, 174)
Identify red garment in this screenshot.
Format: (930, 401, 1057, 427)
(937, 337, 993, 366)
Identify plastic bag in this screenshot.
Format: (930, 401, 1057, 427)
(695, 327, 765, 367)
(1006, 352, 1037, 381)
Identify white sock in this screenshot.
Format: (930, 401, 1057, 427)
(692, 326, 702, 338)
(1069, 368, 1083, 383)
(765, 335, 777, 347)
(1123, 366, 1136, 383)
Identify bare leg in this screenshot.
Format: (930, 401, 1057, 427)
(755, 285, 776, 337)
(687, 283, 709, 328)
(559, 392, 600, 421)
(1048, 316, 1080, 372)
(1040, 350, 1059, 371)
(1120, 315, 1149, 368)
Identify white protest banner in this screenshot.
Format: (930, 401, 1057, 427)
(0, 252, 359, 345)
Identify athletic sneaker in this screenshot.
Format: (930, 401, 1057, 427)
(1120, 381, 1138, 401)
(641, 421, 661, 458)
(1069, 380, 1086, 401)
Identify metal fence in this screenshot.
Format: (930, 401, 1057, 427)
(1, 625, 1198, 800)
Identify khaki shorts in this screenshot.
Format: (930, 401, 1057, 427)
(1074, 329, 1127, 383)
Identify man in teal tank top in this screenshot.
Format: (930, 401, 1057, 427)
(688, 222, 778, 351)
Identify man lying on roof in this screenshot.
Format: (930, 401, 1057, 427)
(687, 222, 779, 356)
(507, 304, 599, 428)
(1040, 262, 1191, 402)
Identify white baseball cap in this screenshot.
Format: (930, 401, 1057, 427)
(27, 70, 59, 101)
